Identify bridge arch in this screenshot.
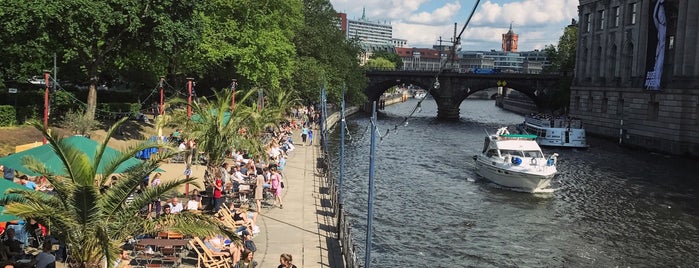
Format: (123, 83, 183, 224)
(365, 70, 564, 120)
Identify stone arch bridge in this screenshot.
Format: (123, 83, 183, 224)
(365, 70, 566, 120)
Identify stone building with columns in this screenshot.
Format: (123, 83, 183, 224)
(572, 0, 698, 156)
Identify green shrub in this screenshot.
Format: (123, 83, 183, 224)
(0, 105, 16, 126)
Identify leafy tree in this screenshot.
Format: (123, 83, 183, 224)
(544, 22, 578, 75)
(370, 50, 403, 69)
(194, 0, 303, 90)
(293, 0, 367, 105)
(366, 58, 396, 70)
(542, 21, 577, 112)
(0, 118, 234, 267)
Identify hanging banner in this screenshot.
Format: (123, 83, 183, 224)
(645, 0, 667, 90)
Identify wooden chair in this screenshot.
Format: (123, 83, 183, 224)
(188, 239, 229, 268)
(193, 237, 230, 258)
(157, 232, 169, 239)
(159, 247, 181, 267)
(167, 232, 184, 240)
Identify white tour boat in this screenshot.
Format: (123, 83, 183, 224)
(473, 127, 559, 192)
(518, 114, 587, 148)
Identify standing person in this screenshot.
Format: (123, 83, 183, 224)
(212, 175, 224, 213)
(307, 129, 313, 146)
(235, 250, 257, 268)
(301, 125, 309, 145)
(270, 167, 283, 209)
(254, 173, 265, 212)
(148, 173, 162, 217)
(278, 253, 297, 268)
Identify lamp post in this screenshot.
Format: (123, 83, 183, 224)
(187, 78, 193, 118)
(257, 87, 264, 111)
(231, 79, 237, 111)
(43, 70, 50, 144)
(157, 76, 165, 137)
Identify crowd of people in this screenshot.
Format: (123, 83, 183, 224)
(0, 105, 320, 267)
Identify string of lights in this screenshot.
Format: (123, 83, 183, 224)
(367, 0, 482, 144)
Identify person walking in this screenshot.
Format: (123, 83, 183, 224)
(270, 166, 283, 209)
(254, 173, 265, 212)
(301, 125, 309, 145)
(307, 129, 313, 146)
(278, 253, 297, 268)
(235, 250, 257, 268)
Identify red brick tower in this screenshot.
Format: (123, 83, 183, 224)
(502, 23, 518, 52)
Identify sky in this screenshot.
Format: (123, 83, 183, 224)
(329, 0, 579, 51)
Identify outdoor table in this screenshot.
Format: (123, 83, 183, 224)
(137, 238, 189, 250)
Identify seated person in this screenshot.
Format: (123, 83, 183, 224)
(32, 242, 56, 268)
(202, 236, 231, 257)
(186, 190, 202, 211)
(168, 197, 183, 214)
(2, 228, 23, 259)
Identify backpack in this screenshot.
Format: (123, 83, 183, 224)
(3, 168, 14, 179)
(244, 239, 256, 252)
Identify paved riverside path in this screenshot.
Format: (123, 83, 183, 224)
(150, 129, 344, 268)
(251, 130, 344, 267)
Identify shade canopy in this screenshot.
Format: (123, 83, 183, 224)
(0, 179, 27, 222)
(0, 136, 148, 177)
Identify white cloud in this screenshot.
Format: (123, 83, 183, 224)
(331, 0, 579, 50)
(473, 0, 578, 27)
(407, 2, 462, 25)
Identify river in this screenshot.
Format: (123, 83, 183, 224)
(327, 98, 699, 267)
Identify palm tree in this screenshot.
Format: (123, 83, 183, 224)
(0, 118, 235, 268)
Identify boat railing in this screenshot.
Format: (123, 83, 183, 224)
(526, 116, 584, 129)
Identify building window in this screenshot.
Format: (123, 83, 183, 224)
(629, 3, 637, 25)
(613, 6, 620, 27)
(648, 101, 659, 120)
(588, 95, 593, 112)
(574, 96, 581, 111)
(599, 10, 605, 30)
(585, 13, 592, 32)
(602, 97, 609, 113)
(617, 98, 624, 116)
(669, 36, 674, 50)
(610, 44, 618, 78)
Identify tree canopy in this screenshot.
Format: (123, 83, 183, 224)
(0, 0, 367, 120)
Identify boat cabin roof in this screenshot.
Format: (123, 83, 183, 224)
(489, 135, 542, 151)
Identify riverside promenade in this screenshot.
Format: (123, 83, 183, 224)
(154, 127, 344, 268)
(249, 130, 344, 267)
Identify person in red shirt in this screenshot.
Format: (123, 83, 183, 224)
(212, 176, 223, 213)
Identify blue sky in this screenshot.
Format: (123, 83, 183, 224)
(329, 0, 579, 51)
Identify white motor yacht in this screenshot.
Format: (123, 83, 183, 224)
(473, 127, 558, 192)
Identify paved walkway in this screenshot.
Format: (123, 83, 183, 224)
(153, 129, 344, 268)
(252, 131, 344, 267)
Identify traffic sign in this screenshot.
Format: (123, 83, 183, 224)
(8, 88, 17, 93)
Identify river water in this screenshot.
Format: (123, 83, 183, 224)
(327, 99, 699, 267)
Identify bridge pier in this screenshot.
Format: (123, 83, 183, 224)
(434, 97, 460, 120)
(437, 106, 460, 120)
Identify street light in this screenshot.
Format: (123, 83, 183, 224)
(231, 79, 237, 111)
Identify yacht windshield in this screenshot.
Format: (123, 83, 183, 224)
(500, 150, 523, 157)
(524, 150, 543, 158)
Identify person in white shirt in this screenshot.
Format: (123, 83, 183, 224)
(186, 190, 202, 211)
(230, 165, 246, 183)
(168, 197, 184, 214)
